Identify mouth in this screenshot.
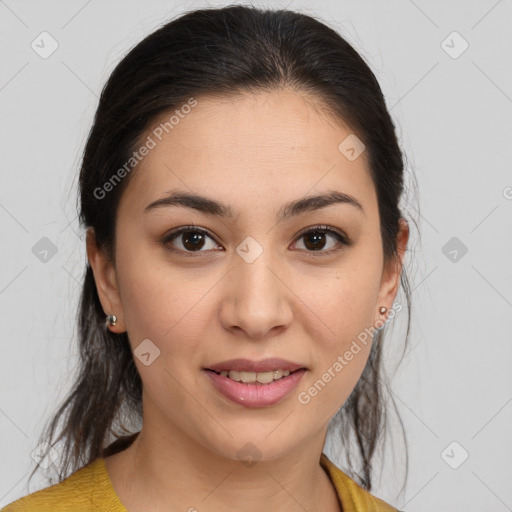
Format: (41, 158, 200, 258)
(203, 366, 307, 407)
(203, 357, 307, 386)
(205, 357, 307, 374)
(204, 367, 305, 385)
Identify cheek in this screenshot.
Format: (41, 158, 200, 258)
(305, 258, 381, 346)
(296, 279, 376, 417)
(115, 247, 215, 365)
(296, 252, 381, 400)
(115, 238, 182, 328)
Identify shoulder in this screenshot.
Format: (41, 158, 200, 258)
(1, 458, 105, 512)
(320, 453, 402, 512)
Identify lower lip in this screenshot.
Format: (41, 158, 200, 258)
(204, 369, 306, 408)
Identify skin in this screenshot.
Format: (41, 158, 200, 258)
(87, 87, 409, 512)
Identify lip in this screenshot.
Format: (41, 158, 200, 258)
(204, 368, 307, 407)
(205, 358, 306, 373)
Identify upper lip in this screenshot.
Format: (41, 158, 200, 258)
(205, 358, 306, 373)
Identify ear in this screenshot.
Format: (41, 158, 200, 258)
(373, 217, 409, 328)
(86, 227, 126, 333)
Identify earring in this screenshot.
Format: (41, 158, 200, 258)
(379, 306, 388, 315)
(106, 314, 117, 326)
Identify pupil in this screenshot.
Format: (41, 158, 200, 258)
(305, 232, 325, 251)
(183, 232, 204, 251)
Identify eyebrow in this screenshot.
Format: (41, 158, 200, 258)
(144, 189, 365, 220)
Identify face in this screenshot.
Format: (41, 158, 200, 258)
(88, 87, 407, 463)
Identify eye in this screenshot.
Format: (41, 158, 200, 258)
(162, 226, 221, 255)
(292, 225, 351, 255)
(162, 224, 351, 257)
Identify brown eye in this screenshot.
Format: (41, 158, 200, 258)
(293, 226, 351, 254)
(162, 224, 351, 257)
(179, 231, 207, 251)
(163, 227, 220, 254)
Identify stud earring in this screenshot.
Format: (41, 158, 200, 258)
(379, 306, 388, 315)
(106, 314, 117, 326)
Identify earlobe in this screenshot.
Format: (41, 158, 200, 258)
(85, 227, 126, 333)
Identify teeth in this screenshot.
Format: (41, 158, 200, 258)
(218, 369, 291, 383)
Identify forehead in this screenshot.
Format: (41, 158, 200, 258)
(145, 88, 354, 155)
(119, 88, 376, 218)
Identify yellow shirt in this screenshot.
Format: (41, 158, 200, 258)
(1, 453, 399, 511)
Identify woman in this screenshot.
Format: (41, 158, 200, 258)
(2, 5, 412, 511)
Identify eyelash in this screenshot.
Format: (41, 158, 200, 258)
(161, 224, 352, 257)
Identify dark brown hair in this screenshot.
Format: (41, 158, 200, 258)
(29, 4, 415, 494)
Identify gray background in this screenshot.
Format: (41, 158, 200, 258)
(1, 0, 511, 510)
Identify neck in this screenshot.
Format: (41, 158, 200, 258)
(104, 424, 340, 512)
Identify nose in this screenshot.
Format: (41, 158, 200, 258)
(218, 248, 293, 340)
